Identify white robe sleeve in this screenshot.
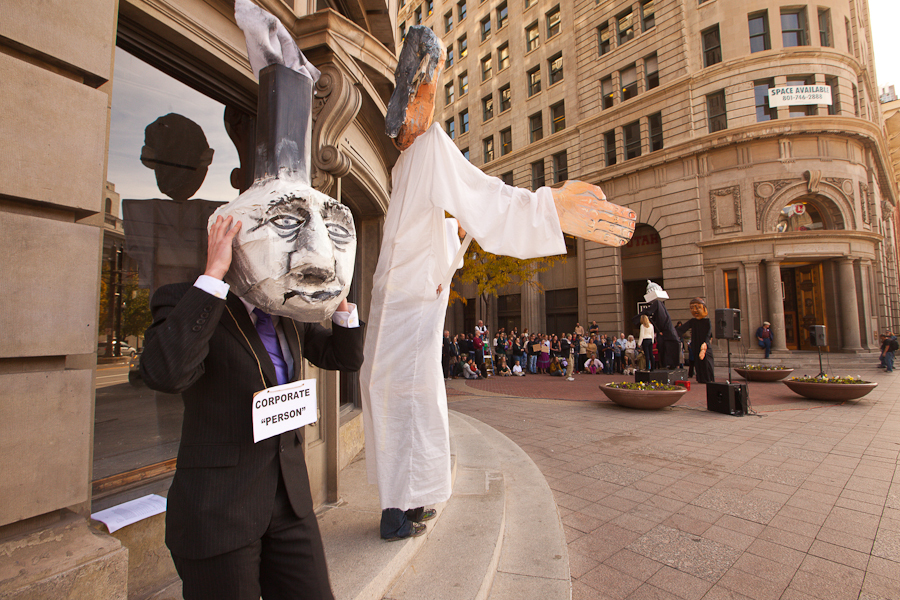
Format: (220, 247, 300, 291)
(405, 125, 566, 260)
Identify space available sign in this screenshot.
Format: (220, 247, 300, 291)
(768, 85, 832, 107)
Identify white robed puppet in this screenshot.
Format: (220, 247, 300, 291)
(361, 26, 636, 539)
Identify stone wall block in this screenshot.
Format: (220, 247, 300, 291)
(0, 0, 116, 81)
(0, 54, 108, 213)
(0, 370, 93, 525)
(0, 214, 101, 358)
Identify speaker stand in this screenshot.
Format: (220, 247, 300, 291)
(726, 338, 733, 384)
(816, 345, 825, 377)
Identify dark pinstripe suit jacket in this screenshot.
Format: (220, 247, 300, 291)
(140, 283, 364, 559)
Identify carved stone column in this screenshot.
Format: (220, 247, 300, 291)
(765, 259, 788, 352)
(838, 258, 863, 350)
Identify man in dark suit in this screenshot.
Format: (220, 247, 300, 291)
(140, 215, 364, 600)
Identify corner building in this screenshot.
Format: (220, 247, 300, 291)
(399, 0, 900, 353)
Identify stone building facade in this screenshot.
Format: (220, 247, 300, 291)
(1, 0, 398, 596)
(400, 0, 899, 352)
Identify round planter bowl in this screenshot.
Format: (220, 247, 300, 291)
(782, 380, 877, 401)
(734, 367, 794, 382)
(600, 385, 687, 409)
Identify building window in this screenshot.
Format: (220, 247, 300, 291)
(447, 43, 454, 66)
(414, 6, 422, 24)
(818, 8, 832, 47)
(529, 112, 543, 142)
(624, 120, 641, 159)
(526, 22, 540, 52)
(645, 53, 659, 90)
(501, 171, 514, 185)
(649, 112, 663, 151)
(641, 0, 655, 31)
(601, 76, 614, 109)
(724, 270, 740, 310)
(754, 79, 776, 121)
(498, 43, 510, 71)
(446, 117, 456, 139)
(553, 151, 568, 182)
(481, 55, 492, 81)
(500, 84, 511, 112)
(427, 0, 434, 16)
(546, 6, 561, 38)
(748, 11, 770, 53)
(605, 130, 617, 166)
(500, 127, 512, 155)
(483, 136, 495, 161)
(445, 82, 455, 105)
(551, 101, 565, 133)
(781, 8, 808, 47)
(459, 34, 468, 57)
(845, 17, 853, 54)
(707, 90, 727, 132)
(617, 8, 634, 45)
(525, 0, 536, 8)
(481, 15, 491, 41)
(445, 11, 453, 33)
(400, 0, 405, 6)
(458, 0, 466, 21)
(531, 160, 545, 190)
(702, 25, 722, 67)
(462, 147, 470, 160)
(527, 66, 541, 96)
(497, 2, 508, 29)
(548, 54, 563, 85)
(482, 94, 494, 121)
(621, 64, 637, 100)
(852, 83, 859, 117)
(598, 22, 612, 55)
(460, 109, 469, 134)
(459, 71, 468, 96)
(787, 76, 816, 117)
(826, 76, 840, 115)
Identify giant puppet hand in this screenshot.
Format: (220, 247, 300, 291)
(552, 181, 635, 248)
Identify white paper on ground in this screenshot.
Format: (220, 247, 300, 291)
(91, 494, 168, 533)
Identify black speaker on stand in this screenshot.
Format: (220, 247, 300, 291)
(707, 308, 747, 416)
(809, 325, 826, 376)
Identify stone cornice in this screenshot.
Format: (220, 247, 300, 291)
(696, 230, 884, 250)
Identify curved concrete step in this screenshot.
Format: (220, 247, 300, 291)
(320, 410, 570, 600)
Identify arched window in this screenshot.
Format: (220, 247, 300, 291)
(775, 200, 826, 232)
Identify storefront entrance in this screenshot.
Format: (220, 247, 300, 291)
(621, 224, 663, 335)
(781, 263, 828, 351)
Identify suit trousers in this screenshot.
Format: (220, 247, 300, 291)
(172, 470, 333, 600)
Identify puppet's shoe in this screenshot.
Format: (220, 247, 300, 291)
(382, 521, 426, 542)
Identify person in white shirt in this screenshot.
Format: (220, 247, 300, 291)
(639, 315, 655, 370)
(512, 360, 525, 376)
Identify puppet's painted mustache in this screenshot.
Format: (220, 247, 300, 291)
(283, 288, 342, 303)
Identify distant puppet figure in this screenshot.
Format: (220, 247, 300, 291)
(632, 280, 680, 369)
(676, 297, 715, 383)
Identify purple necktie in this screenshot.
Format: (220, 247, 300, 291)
(253, 308, 289, 386)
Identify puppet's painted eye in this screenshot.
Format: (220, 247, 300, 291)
(269, 215, 305, 231)
(327, 223, 352, 246)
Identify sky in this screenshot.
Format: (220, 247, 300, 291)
(870, 0, 900, 91)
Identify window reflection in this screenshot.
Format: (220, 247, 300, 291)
(94, 47, 242, 495)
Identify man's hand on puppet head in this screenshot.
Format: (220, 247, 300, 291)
(205, 215, 242, 280)
(551, 181, 636, 248)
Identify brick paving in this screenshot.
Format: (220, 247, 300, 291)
(448, 370, 900, 600)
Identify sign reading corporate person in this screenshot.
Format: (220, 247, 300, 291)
(252, 378, 318, 442)
(768, 85, 832, 107)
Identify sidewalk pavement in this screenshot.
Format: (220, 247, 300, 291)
(448, 369, 900, 600)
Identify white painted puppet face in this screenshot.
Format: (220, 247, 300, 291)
(213, 180, 356, 321)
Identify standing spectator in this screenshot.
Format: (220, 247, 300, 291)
(528, 334, 539, 374)
(551, 335, 561, 359)
(449, 334, 461, 378)
(560, 334, 571, 363)
(756, 321, 773, 358)
(442, 330, 453, 379)
(603, 335, 615, 374)
(624, 334, 637, 368)
(473, 333, 486, 377)
(587, 336, 599, 368)
(574, 322, 585, 337)
(639, 315, 655, 370)
(578, 335, 588, 373)
(537, 335, 551, 374)
(881, 333, 898, 372)
(614, 333, 626, 373)
(475, 319, 487, 339)
(589, 321, 600, 337)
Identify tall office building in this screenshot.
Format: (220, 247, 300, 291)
(399, 0, 899, 354)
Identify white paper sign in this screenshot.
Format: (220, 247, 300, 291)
(91, 494, 167, 533)
(252, 378, 318, 443)
(768, 85, 832, 107)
